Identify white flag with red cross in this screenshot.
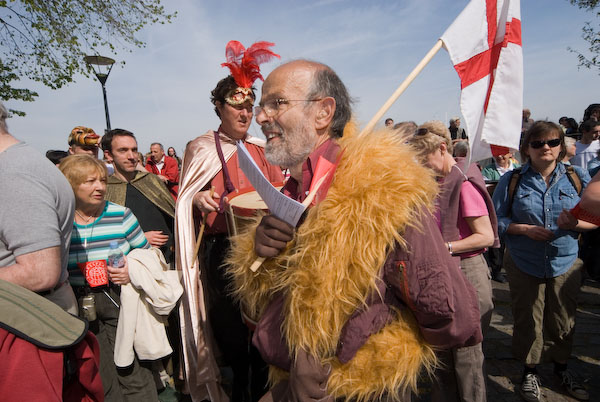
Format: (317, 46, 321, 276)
(441, 0, 523, 161)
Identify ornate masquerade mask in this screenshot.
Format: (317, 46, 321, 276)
(220, 40, 280, 106)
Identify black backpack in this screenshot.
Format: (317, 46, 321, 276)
(506, 165, 582, 216)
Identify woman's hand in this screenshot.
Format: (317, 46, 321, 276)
(524, 225, 555, 241)
(558, 209, 578, 231)
(507, 223, 554, 241)
(108, 256, 130, 285)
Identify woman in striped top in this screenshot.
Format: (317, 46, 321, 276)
(60, 155, 157, 401)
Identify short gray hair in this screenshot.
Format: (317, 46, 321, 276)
(453, 140, 469, 157)
(305, 65, 352, 138)
(151, 142, 164, 150)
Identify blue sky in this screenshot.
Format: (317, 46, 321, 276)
(5, 0, 600, 157)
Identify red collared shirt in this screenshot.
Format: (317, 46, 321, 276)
(282, 138, 341, 203)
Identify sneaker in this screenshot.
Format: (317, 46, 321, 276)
(492, 271, 507, 283)
(520, 373, 541, 402)
(558, 369, 589, 400)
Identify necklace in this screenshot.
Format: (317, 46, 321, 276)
(75, 203, 103, 249)
(75, 209, 95, 224)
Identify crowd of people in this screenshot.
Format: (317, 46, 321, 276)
(1, 42, 600, 402)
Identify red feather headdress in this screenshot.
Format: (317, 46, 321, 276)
(221, 40, 280, 105)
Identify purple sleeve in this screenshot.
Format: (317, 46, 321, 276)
(383, 212, 482, 349)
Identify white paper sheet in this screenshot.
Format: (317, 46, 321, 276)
(236, 141, 306, 226)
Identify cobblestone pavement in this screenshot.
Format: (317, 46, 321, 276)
(484, 278, 600, 401)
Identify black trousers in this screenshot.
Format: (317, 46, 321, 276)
(204, 234, 268, 402)
(76, 286, 158, 402)
(484, 241, 505, 276)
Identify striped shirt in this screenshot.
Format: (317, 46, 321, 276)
(68, 201, 149, 286)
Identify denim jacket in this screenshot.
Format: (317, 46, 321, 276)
(492, 162, 590, 278)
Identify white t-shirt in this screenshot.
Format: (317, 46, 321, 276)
(495, 161, 516, 177)
(571, 140, 600, 169)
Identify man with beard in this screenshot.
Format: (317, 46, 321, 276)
(175, 41, 282, 402)
(449, 117, 467, 143)
(226, 60, 482, 401)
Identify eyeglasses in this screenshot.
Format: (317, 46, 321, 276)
(254, 98, 322, 118)
(529, 139, 561, 149)
(415, 127, 446, 139)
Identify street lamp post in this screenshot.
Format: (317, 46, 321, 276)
(84, 55, 116, 132)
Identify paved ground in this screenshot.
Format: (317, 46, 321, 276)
(484, 277, 600, 401)
(172, 277, 600, 402)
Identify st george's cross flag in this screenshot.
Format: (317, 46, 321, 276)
(440, 0, 523, 161)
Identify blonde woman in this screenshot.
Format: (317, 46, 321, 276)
(59, 154, 156, 401)
(408, 121, 497, 402)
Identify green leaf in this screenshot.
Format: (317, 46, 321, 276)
(0, 0, 176, 114)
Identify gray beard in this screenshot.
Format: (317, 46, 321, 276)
(263, 120, 316, 168)
(265, 137, 314, 168)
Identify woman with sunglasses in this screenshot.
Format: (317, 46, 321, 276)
(493, 121, 594, 402)
(408, 121, 497, 402)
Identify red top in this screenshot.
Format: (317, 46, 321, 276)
(0, 329, 104, 401)
(282, 139, 341, 203)
(206, 142, 284, 234)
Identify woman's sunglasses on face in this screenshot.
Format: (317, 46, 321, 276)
(529, 139, 561, 149)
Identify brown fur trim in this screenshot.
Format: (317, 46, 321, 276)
(226, 213, 289, 321)
(268, 366, 289, 388)
(282, 125, 437, 358)
(327, 311, 436, 401)
(227, 124, 439, 399)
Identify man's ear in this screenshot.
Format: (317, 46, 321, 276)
(104, 150, 113, 163)
(315, 97, 336, 131)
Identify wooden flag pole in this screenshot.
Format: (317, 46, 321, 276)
(359, 39, 444, 136)
(247, 41, 444, 273)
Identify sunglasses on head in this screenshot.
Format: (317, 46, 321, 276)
(529, 139, 561, 149)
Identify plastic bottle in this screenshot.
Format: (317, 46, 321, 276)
(107, 241, 125, 268)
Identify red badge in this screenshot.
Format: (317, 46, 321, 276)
(77, 259, 109, 287)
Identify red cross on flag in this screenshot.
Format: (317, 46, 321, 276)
(441, 0, 523, 161)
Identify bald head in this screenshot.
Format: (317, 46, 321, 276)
(256, 60, 350, 169)
(264, 60, 351, 138)
(262, 60, 318, 107)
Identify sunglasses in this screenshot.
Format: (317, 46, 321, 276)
(529, 139, 561, 149)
